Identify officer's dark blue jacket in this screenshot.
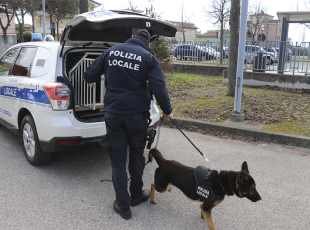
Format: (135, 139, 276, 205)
(83, 37, 172, 115)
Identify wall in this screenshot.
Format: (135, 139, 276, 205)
(171, 63, 310, 90)
(222, 70, 310, 89)
(174, 28, 197, 42)
(173, 63, 227, 76)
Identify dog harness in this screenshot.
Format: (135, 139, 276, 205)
(194, 166, 224, 201)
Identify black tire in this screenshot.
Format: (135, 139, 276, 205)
(20, 115, 52, 165)
(266, 57, 270, 65)
(199, 55, 207, 62)
(176, 53, 183, 60)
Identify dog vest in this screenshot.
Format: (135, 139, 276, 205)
(194, 166, 224, 201)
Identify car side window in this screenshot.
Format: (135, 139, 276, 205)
(0, 48, 19, 76)
(11, 47, 37, 77)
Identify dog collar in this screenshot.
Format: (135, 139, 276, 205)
(194, 166, 225, 201)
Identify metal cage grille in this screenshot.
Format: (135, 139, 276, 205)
(68, 54, 105, 110)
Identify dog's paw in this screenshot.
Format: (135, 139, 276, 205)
(150, 199, 157, 204)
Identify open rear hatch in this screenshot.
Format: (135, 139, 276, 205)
(61, 10, 182, 121)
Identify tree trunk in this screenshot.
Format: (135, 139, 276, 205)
(57, 21, 59, 41)
(227, 0, 240, 96)
(79, 0, 88, 14)
(220, 19, 224, 64)
(0, 21, 8, 43)
(31, 13, 35, 33)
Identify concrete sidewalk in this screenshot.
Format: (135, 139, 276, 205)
(162, 117, 310, 149)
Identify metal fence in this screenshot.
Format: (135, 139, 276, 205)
(169, 40, 310, 75)
(169, 41, 229, 65)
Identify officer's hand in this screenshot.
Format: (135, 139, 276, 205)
(163, 113, 173, 121)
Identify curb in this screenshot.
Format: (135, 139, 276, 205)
(162, 118, 310, 149)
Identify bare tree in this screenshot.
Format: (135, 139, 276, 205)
(79, 0, 88, 14)
(12, 0, 29, 43)
(0, 0, 16, 43)
(175, 2, 193, 41)
(227, 0, 240, 96)
(54, 0, 78, 40)
(27, 0, 42, 33)
(145, 4, 162, 19)
(127, 0, 139, 12)
(204, 0, 230, 64)
(247, 2, 268, 41)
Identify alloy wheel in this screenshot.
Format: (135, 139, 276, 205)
(23, 123, 35, 158)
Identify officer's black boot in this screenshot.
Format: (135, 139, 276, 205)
(113, 200, 132, 220)
(131, 190, 150, 207)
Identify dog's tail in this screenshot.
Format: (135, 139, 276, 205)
(148, 148, 165, 166)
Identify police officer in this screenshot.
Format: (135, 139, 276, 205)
(83, 29, 173, 220)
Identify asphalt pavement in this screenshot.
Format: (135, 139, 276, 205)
(0, 123, 309, 230)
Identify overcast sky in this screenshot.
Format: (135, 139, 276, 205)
(95, 0, 310, 43)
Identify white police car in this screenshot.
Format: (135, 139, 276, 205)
(0, 10, 181, 165)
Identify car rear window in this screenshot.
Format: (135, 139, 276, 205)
(12, 47, 37, 77)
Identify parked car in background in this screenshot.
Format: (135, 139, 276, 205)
(245, 45, 275, 65)
(174, 45, 210, 61)
(215, 46, 229, 58)
(206, 47, 220, 59)
(263, 47, 278, 63)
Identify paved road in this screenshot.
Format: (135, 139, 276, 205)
(0, 125, 309, 230)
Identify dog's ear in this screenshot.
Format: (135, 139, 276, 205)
(237, 171, 248, 185)
(241, 161, 249, 173)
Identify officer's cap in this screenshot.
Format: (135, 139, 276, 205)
(134, 29, 151, 43)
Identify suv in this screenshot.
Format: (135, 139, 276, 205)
(263, 47, 278, 63)
(174, 45, 210, 61)
(0, 10, 181, 165)
(244, 45, 275, 65)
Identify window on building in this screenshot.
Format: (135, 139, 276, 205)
(267, 33, 270, 36)
(268, 25, 270, 28)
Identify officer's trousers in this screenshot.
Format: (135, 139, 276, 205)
(101, 112, 147, 209)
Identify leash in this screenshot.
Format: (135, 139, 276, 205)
(169, 119, 220, 173)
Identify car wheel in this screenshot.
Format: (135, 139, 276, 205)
(21, 115, 52, 165)
(199, 55, 206, 62)
(266, 57, 270, 65)
(176, 54, 183, 60)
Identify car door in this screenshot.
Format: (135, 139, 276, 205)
(2, 46, 37, 129)
(0, 47, 20, 125)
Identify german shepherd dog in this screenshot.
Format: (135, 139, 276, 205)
(148, 148, 261, 230)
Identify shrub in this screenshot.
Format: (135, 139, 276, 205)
(23, 32, 32, 42)
(150, 38, 173, 73)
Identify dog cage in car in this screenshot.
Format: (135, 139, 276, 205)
(67, 53, 105, 111)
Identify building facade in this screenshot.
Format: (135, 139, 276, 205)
(34, 0, 101, 40)
(198, 30, 230, 45)
(166, 21, 198, 42)
(0, 13, 17, 43)
(247, 12, 282, 43)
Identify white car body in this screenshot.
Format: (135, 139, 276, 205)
(0, 10, 181, 165)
